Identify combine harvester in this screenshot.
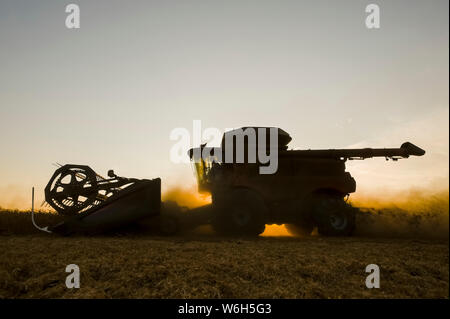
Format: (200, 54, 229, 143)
(34, 127, 425, 236)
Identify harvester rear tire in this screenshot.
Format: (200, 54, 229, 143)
(212, 188, 267, 237)
(313, 194, 355, 236)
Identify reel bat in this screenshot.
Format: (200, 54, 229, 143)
(45, 164, 136, 215)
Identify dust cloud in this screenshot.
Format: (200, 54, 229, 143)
(162, 186, 211, 209)
(162, 185, 448, 239)
(351, 188, 449, 239)
(261, 224, 292, 237)
(1, 183, 448, 239)
(162, 186, 293, 236)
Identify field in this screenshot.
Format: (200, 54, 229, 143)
(0, 209, 448, 299)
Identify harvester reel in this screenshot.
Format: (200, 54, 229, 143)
(45, 164, 98, 215)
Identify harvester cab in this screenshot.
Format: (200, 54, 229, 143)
(189, 144, 218, 193)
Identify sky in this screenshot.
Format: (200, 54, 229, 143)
(0, 0, 448, 209)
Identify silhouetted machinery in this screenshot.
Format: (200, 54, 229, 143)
(44, 164, 161, 234)
(187, 127, 425, 236)
(40, 127, 425, 236)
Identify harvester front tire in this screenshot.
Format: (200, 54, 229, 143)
(212, 188, 267, 237)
